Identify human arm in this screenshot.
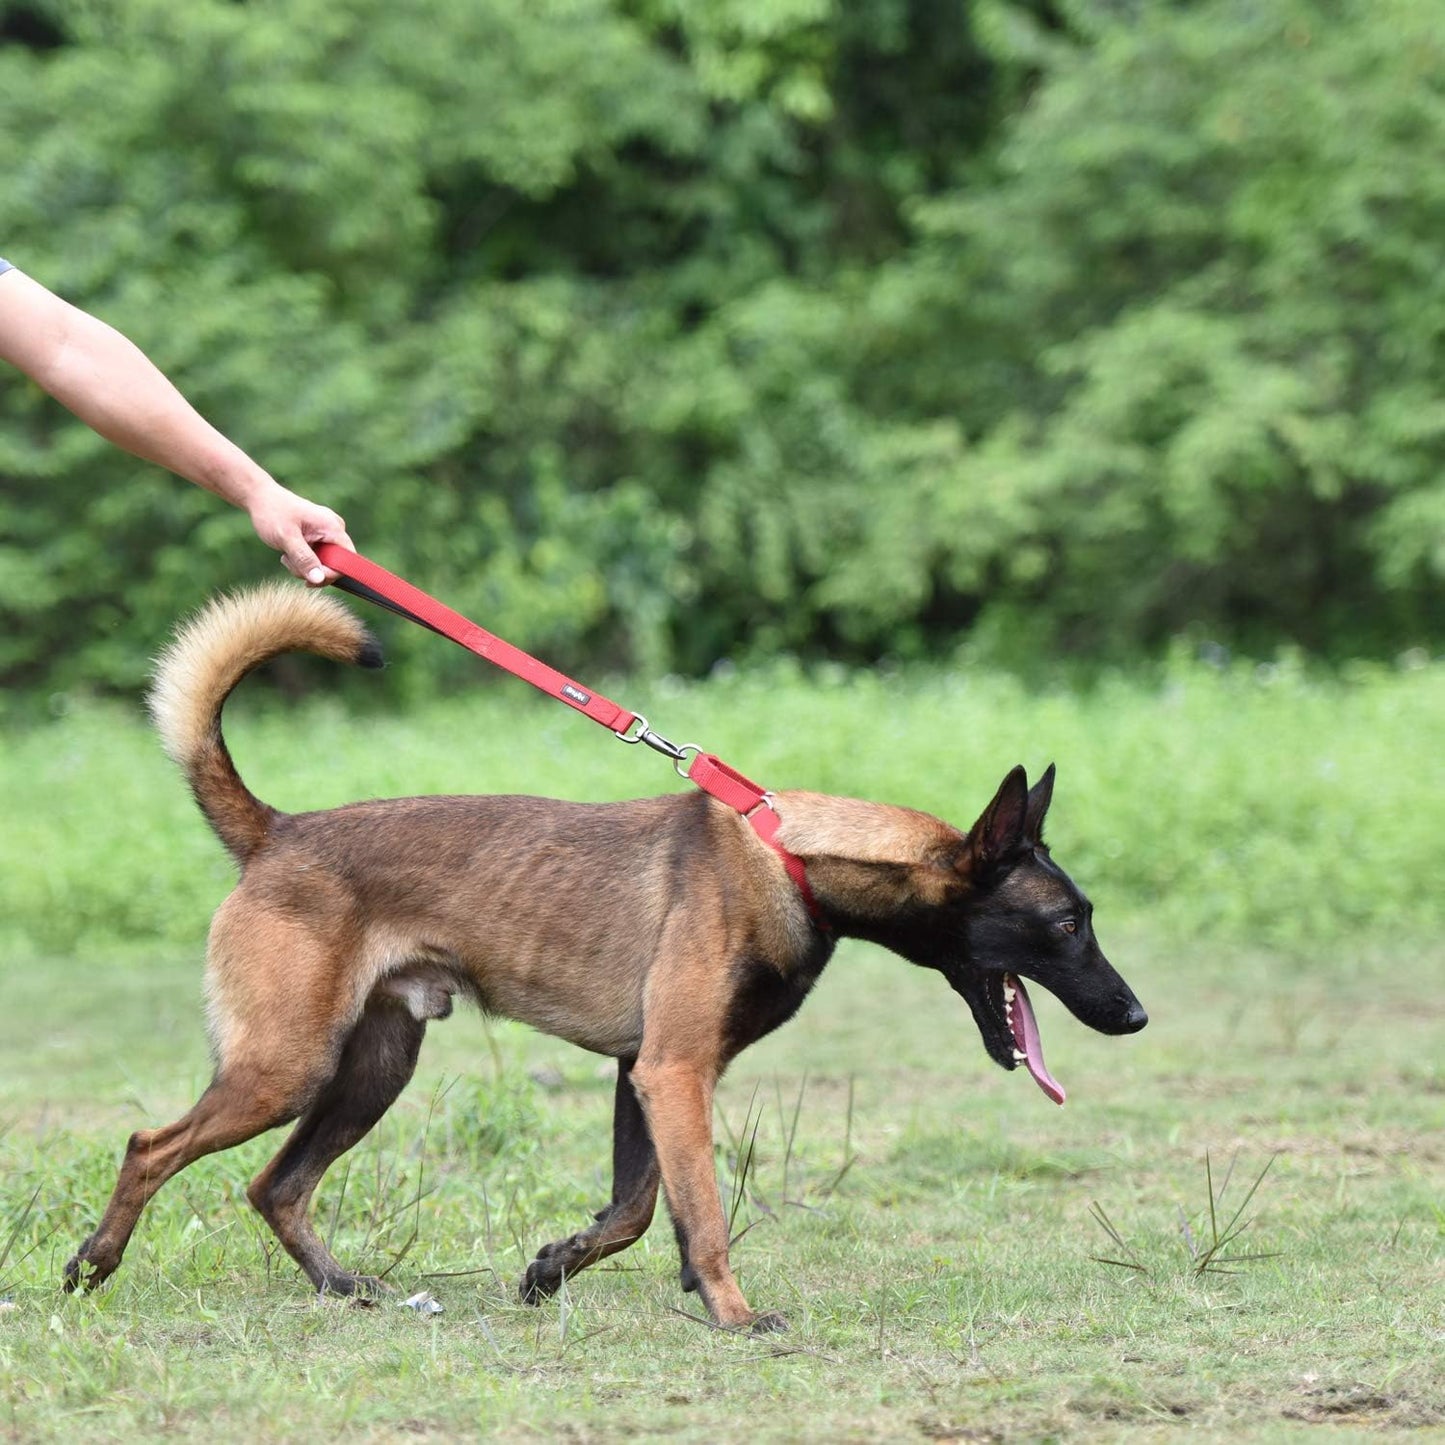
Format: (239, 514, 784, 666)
(0, 265, 351, 583)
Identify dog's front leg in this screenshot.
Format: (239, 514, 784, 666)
(629, 1054, 786, 1334)
(521, 1058, 660, 1303)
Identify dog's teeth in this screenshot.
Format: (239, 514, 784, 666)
(1003, 981, 1016, 1004)
(1012, 1048, 1027, 1063)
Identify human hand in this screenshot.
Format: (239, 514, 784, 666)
(246, 484, 354, 585)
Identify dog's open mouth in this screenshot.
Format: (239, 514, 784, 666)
(1003, 974, 1066, 1107)
(950, 967, 1067, 1107)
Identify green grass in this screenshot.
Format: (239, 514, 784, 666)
(2, 657, 1443, 1439)
(2, 936, 1441, 1441)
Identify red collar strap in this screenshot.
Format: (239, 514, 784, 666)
(315, 545, 829, 932)
(683, 750, 825, 924)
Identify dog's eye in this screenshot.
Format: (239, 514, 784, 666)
(1059, 918, 1078, 935)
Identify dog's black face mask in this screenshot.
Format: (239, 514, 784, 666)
(939, 765, 1148, 1105)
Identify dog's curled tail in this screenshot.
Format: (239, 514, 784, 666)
(149, 583, 383, 863)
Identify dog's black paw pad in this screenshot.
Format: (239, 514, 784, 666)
(749, 1310, 790, 1335)
(520, 1262, 562, 1305)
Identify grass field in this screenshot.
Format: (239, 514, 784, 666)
(2, 654, 1442, 1440)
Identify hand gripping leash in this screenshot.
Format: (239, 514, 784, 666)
(315, 545, 827, 929)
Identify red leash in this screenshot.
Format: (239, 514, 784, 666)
(315, 544, 827, 930)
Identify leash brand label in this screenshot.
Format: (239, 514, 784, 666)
(561, 684, 592, 706)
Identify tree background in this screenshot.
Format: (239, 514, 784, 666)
(3, 0, 1441, 696)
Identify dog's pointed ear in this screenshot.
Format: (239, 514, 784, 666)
(1024, 762, 1056, 846)
(960, 766, 1030, 875)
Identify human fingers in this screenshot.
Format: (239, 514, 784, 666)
(253, 495, 349, 585)
(276, 527, 329, 586)
(297, 507, 352, 585)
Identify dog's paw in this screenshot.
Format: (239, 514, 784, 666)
(316, 1272, 387, 1304)
(63, 1240, 113, 1293)
(749, 1310, 790, 1335)
(520, 1258, 563, 1305)
(62, 1253, 91, 1293)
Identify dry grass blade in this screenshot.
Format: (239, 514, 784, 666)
(1088, 1200, 1149, 1276)
(816, 1075, 859, 1202)
(773, 1071, 807, 1204)
(668, 1304, 729, 1332)
(1089, 1254, 1150, 1273)
(1194, 1151, 1279, 1277)
(0, 1183, 50, 1288)
(726, 1089, 764, 1241)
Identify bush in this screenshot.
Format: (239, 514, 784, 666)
(4, 1, 1439, 697)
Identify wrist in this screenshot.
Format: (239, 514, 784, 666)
(212, 461, 285, 517)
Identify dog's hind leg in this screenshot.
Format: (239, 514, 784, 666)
(64, 1063, 313, 1292)
(247, 992, 427, 1299)
(521, 1058, 660, 1304)
(66, 915, 364, 1293)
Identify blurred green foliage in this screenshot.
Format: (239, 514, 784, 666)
(2, 0, 1442, 694)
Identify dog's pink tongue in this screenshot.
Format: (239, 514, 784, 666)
(1007, 975, 1066, 1106)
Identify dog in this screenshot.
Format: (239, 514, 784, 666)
(65, 584, 1147, 1333)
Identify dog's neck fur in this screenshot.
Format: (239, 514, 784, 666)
(770, 790, 966, 929)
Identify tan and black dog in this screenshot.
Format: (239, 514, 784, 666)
(65, 585, 1147, 1332)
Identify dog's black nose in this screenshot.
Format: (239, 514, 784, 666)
(1122, 1002, 1148, 1033)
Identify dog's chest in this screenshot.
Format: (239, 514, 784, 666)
(722, 946, 832, 1060)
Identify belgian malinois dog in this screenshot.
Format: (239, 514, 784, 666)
(65, 585, 1147, 1332)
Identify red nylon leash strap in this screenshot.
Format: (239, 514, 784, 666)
(314, 544, 829, 931)
(315, 543, 638, 734)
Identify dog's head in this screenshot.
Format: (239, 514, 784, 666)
(936, 765, 1147, 1105)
